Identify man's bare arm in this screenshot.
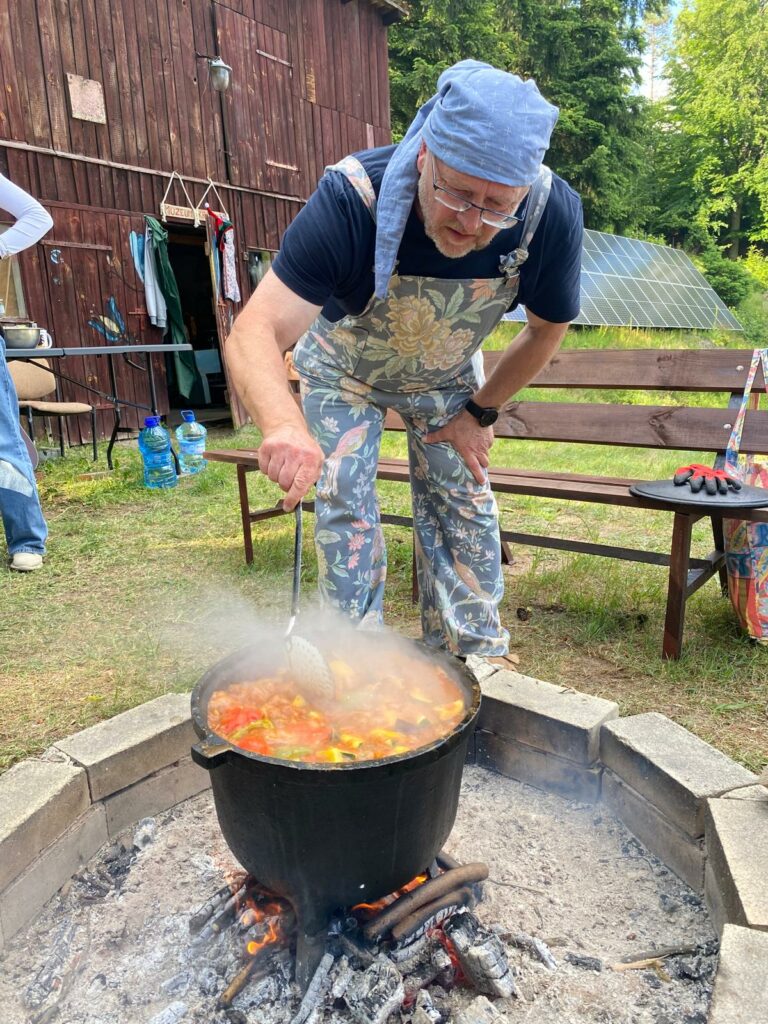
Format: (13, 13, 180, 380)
(423, 310, 570, 483)
(472, 308, 569, 409)
(225, 269, 325, 510)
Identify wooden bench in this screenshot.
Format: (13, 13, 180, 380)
(207, 348, 768, 660)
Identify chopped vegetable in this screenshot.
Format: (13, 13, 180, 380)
(207, 652, 468, 764)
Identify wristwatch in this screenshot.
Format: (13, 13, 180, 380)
(464, 398, 499, 427)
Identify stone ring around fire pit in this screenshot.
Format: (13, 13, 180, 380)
(0, 659, 765, 1023)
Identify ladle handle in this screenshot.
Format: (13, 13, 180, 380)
(286, 504, 303, 635)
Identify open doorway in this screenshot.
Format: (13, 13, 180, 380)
(165, 225, 230, 424)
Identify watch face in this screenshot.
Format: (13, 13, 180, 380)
(479, 409, 499, 427)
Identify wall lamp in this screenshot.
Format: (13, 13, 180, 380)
(196, 53, 233, 93)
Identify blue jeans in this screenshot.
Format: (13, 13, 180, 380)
(0, 340, 47, 556)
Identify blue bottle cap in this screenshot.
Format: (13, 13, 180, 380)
(144, 416, 160, 427)
(181, 410, 196, 422)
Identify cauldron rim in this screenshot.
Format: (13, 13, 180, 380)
(191, 639, 481, 774)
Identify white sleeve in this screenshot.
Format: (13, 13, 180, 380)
(0, 174, 54, 258)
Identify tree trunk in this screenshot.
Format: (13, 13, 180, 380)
(727, 203, 742, 260)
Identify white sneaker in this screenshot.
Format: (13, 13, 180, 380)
(10, 552, 43, 572)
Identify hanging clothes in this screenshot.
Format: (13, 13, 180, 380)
(205, 208, 240, 303)
(144, 216, 202, 402)
(222, 230, 240, 302)
(129, 230, 145, 283)
(143, 224, 167, 329)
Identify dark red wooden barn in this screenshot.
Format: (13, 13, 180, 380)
(0, 0, 402, 438)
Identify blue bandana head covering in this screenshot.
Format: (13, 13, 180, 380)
(374, 59, 559, 299)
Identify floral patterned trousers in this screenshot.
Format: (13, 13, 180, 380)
(301, 375, 510, 657)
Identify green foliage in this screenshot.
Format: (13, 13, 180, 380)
(743, 247, 768, 290)
(661, 0, 768, 254)
(694, 239, 756, 307)
(735, 289, 768, 346)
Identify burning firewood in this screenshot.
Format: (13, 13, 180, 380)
(390, 885, 474, 943)
(362, 863, 489, 941)
(444, 910, 518, 998)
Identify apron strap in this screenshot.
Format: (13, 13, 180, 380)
(325, 156, 378, 222)
(498, 165, 553, 279)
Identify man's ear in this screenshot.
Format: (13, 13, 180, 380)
(416, 141, 428, 174)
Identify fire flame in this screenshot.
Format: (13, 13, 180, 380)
(352, 873, 429, 920)
(241, 896, 291, 958)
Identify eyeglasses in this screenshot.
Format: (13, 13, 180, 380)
(431, 156, 525, 229)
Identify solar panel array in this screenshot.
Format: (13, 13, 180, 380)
(505, 228, 743, 330)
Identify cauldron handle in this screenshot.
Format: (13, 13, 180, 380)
(191, 737, 232, 770)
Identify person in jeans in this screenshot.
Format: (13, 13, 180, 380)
(0, 173, 53, 571)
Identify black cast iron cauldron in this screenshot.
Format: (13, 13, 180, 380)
(190, 638, 481, 988)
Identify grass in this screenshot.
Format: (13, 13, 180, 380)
(1, 324, 767, 774)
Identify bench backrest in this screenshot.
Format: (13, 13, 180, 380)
(288, 348, 768, 456)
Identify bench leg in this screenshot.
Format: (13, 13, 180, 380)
(500, 539, 514, 566)
(663, 512, 694, 661)
(710, 516, 728, 595)
(237, 465, 254, 566)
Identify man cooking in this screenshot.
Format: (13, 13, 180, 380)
(226, 59, 583, 659)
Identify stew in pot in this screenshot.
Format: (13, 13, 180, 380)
(207, 650, 468, 763)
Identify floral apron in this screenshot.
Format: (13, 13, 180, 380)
(293, 156, 551, 656)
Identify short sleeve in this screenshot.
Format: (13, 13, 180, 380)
(272, 171, 375, 307)
(518, 181, 583, 324)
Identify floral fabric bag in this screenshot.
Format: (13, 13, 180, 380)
(723, 348, 768, 643)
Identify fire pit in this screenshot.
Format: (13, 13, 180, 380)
(0, 768, 718, 1024)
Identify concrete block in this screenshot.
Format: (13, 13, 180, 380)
(479, 670, 618, 765)
(0, 759, 90, 890)
(709, 924, 768, 1024)
(601, 770, 705, 891)
(704, 860, 726, 937)
(0, 805, 107, 941)
(705, 797, 768, 931)
(104, 756, 211, 837)
(53, 693, 196, 801)
(600, 713, 756, 838)
(721, 785, 768, 803)
(476, 729, 603, 803)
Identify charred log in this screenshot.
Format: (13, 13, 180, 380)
(390, 886, 474, 944)
(343, 956, 405, 1024)
(510, 931, 558, 970)
(290, 949, 335, 1024)
(444, 910, 517, 998)
(362, 863, 488, 941)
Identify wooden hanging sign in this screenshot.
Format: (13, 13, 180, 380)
(160, 171, 201, 226)
(160, 202, 198, 223)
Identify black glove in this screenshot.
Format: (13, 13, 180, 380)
(673, 464, 742, 496)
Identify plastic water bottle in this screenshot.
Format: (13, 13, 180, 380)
(175, 410, 207, 475)
(138, 416, 177, 489)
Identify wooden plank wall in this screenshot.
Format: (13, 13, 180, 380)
(0, 0, 392, 440)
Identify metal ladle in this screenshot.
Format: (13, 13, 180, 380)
(284, 505, 336, 700)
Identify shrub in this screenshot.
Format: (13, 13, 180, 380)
(695, 242, 755, 308)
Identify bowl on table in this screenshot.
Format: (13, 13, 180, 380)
(1, 326, 53, 349)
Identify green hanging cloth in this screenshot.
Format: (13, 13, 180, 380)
(145, 215, 203, 402)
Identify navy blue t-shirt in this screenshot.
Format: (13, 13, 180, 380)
(273, 146, 583, 324)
